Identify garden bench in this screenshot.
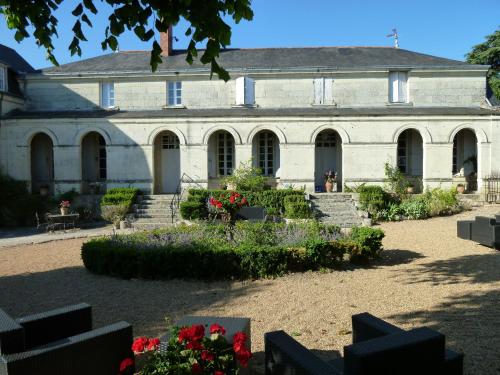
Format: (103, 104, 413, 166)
(457, 215, 500, 249)
(265, 312, 463, 375)
(0, 303, 133, 375)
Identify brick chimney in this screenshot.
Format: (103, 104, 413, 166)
(160, 26, 173, 57)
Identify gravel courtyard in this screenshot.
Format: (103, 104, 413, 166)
(1, 206, 499, 374)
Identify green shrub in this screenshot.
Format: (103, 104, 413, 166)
(101, 204, 129, 226)
(0, 174, 54, 227)
(179, 200, 208, 220)
(399, 197, 428, 219)
(423, 188, 462, 216)
(100, 188, 139, 208)
(81, 222, 384, 280)
(222, 160, 269, 191)
(358, 185, 392, 216)
(384, 162, 411, 199)
(348, 226, 385, 262)
(284, 201, 311, 218)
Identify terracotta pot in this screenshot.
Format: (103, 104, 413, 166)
(406, 186, 414, 194)
(325, 181, 334, 193)
(60, 207, 69, 215)
(456, 185, 465, 194)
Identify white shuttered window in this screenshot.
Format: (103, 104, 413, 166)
(389, 71, 408, 103)
(313, 78, 333, 105)
(235, 77, 255, 105)
(168, 81, 182, 106)
(101, 82, 115, 108)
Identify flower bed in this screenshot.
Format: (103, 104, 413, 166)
(179, 189, 310, 220)
(81, 222, 384, 280)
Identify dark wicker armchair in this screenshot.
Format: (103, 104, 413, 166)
(0, 303, 133, 375)
(265, 312, 463, 375)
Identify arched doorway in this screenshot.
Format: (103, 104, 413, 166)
(30, 133, 54, 194)
(207, 130, 235, 188)
(314, 129, 342, 192)
(81, 132, 107, 193)
(252, 130, 280, 179)
(452, 129, 478, 191)
(397, 129, 423, 187)
(154, 131, 181, 193)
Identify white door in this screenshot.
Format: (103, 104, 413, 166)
(160, 134, 181, 193)
(314, 131, 339, 190)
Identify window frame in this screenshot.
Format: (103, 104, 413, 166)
(397, 131, 408, 174)
(258, 131, 276, 177)
(100, 82, 115, 109)
(217, 132, 234, 177)
(313, 77, 334, 105)
(167, 81, 182, 106)
(235, 76, 255, 106)
(388, 71, 409, 104)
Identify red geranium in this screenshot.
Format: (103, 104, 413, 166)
(209, 323, 226, 335)
(119, 357, 134, 372)
(146, 337, 160, 351)
(132, 337, 149, 353)
(191, 363, 203, 374)
(214, 371, 225, 375)
(201, 350, 215, 361)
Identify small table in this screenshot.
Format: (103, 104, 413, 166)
(46, 213, 79, 231)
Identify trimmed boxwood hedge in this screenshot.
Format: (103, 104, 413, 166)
(81, 224, 384, 280)
(180, 189, 309, 219)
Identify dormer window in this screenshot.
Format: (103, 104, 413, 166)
(389, 71, 408, 103)
(235, 77, 255, 106)
(0, 66, 6, 92)
(168, 81, 182, 106)
(101, 82, 115, 108)
(313, 78, 333, 105)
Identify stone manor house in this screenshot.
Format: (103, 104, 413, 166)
(0, 32, 499, 196)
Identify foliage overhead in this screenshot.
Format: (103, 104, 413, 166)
(0, 0, 254, 81)
(466, 27, 500, 100)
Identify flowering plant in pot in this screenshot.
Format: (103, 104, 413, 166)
(118, 324, 252, 375)
(323, 170, 337, 192)
(59, 200, 70, 215)
(209, 191, 249, 225)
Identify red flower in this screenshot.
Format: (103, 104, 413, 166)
(201, 350, 215, 361)
(214, 371, 225, 375)
(232, 332, 247, 346)
(119, 358, 134, 372)
(229, 196, 235, 204)
(235, 193, 241, 198)
(236, 349, 252, 367)
(146, 337, 160, 351)
(216, 202, 222, 209)
(179, 325, 205, 345)
(209, 323, 226, 335)
(186, 340, 203, 350)
(131, 337, 149, 353)
(191, 363, 203, 374)
(241, 197, 248, 205)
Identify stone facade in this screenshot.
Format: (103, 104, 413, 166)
(0, 46, 499, 196)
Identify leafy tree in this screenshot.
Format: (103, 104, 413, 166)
(466, 28, 500, 100)
(0, 0, 253, 81)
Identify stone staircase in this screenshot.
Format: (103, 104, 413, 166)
(131, 194, 179, 230)
(309, 193, 371, 228)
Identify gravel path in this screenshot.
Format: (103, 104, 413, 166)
(0, 206, 499, 374)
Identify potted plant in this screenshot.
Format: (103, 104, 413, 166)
(59, 200, 70, 215)
(405, 182, 414, 194)
(324, 170, 336, 192)
(119, 323, 252, 375)
(456, 183, 466, 194)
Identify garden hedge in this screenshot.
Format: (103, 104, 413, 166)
(81, 224, 384, 280)
(180, 188, 309, 219)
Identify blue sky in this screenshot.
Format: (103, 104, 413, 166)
(0, 0, 498, 69)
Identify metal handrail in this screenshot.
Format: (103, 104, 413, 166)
(169, 173, 204, 222)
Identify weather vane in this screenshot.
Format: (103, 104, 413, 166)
(387, 28, 399, 48)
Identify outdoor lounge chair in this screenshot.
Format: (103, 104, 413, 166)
(0, 303, 133, 375)
(265, 312, 463, 375)
(458, 216, 500, 249)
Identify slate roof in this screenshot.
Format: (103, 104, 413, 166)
(4, 106, 498, 120)
(0, 44, 35, 74)
(39, 47, 488, 76)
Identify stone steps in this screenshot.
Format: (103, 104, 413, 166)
(309, 193, 370, 228)
(132, 194, 181, 229)
(457, 193, 484, 207)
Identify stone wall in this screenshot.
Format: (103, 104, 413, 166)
(0, 114, 496, 194)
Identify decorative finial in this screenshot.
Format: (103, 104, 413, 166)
(386, 28, 399, 48)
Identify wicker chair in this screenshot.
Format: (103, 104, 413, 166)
(0, 303, 133, 375)
(265, 312, 463, 375)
